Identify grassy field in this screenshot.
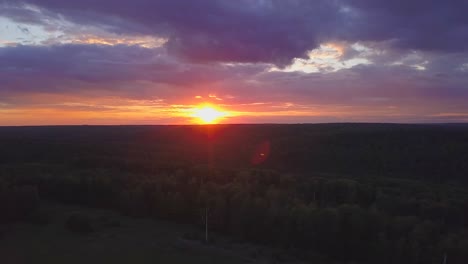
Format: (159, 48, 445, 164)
(0, 203, 266, 264)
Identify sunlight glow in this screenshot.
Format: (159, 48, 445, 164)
(191, 105, 227, 124)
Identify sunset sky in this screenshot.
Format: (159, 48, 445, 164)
(0, 0, 467, 125)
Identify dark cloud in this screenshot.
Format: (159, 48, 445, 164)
(0, 44, 268, 94)
(2, 42, 466, 111)
(2, 0, 467, 65)
(342, 0, 468, 52)
(0, 0, 341, 65)
(219, 57, 468, 111)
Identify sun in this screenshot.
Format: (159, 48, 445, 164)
(191, 105, 226, 124)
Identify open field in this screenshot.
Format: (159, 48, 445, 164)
(0, 202, 284, 264)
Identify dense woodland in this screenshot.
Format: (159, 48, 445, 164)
(1, 124, 468, 263)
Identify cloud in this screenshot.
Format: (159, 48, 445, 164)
(0, 44, 263, 87)
(1, 0, 341, 65)
(2, 0, 467, 65)
(1, 40, 467, 99)
(3, 42, 466, 123)
(342, 0, 468, 52)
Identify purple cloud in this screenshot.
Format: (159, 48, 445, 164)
(342, 0, 468, 52)
(2, 0, 467, 65)
(0, 44, 268, 92)
(1, 0, 342, 65)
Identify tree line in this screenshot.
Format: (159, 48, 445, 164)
(1, 164, 468, 263)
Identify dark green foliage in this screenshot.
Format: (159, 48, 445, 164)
(1, 124, 468, 183)
(3, 167, 467, 263)
(1, 124, 468, 263)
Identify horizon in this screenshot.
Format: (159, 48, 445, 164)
(1, 1, 467, 125)
(2, 122, 468, 128)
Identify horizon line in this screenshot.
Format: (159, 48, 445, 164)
(1, 122, 468, 128)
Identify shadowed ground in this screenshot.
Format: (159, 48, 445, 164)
(0, 203, 261, 264)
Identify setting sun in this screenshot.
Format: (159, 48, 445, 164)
(191, 106, 226, 124)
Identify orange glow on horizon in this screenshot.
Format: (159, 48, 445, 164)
(191, 105, 228, 124)
(0, 94, 416, 126)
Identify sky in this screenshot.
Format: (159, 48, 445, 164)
(0, 0, 467, 125)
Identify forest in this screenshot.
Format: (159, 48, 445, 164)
(1, 124, 468, 263)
